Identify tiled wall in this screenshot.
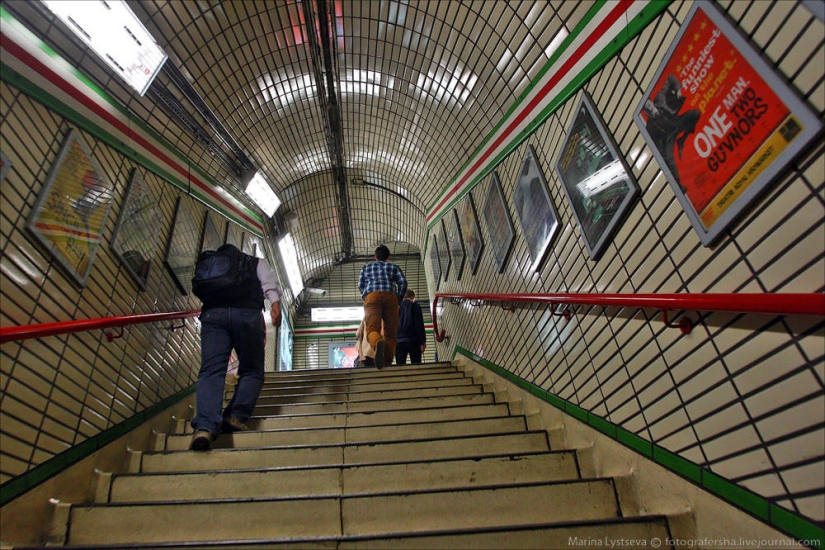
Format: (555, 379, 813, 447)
(428, 0, 824, 527)
(0, 81, 279, 483)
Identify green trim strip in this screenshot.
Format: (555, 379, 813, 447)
(0, 385, 196, 506)
(294, 328, 438, 341)
(453, 346, 823, 546)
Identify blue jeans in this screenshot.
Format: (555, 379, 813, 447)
(191, 307, 265, 436)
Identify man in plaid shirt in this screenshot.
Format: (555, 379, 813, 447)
(358, 245, 408, 369)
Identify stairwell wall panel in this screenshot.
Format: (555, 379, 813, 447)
(429, 0, 825, 529)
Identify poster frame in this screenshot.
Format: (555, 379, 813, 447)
(482, 171, 516, 274)
(633, 0, 823, 246)
(24, 129, 114, 287)
(556, 92, 640, 260)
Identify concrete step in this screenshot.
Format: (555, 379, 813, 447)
(251, 391, 497, 416)
(335, 516, 672, 550)
(66, 479, 619, 545)
(254, 373, 474, 396)
(179, 403, 514, 434)
(262, 363, 457, 382)
(252, 383, 483, 406)
(106, 452, 580, 502)
(164, 415, 529, 450)
(138, 431, 551, 473)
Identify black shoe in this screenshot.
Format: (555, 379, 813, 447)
(374, 340, 387, 369)
(190, 430, 214, 451)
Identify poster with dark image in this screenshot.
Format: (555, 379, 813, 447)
(446, 209, 466, 281)
(459, 192, 484, 275)
(225, 222, 243, 249)
(163, 197, 200, 295)
(556, 92, 639, 260)
(111, 169, 162, 290)
(482, 172, 515, 274)
(428, 234, 442, 290)
(439, 217, 451, 282)
(634, 0, 822, 246)
(200, 211, 223, 252)
(513, 144, 560, 270)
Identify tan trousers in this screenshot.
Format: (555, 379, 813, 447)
(363, 291, 399, 361)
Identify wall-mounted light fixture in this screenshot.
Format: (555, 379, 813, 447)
(278, 233, 303, 298)
(41, 0, 167, 96)
(241, 168, 281, 217)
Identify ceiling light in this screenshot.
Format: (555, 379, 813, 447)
(278, 233, 304, 298)
(244, 171, 281, 217)
(41, 0, 167, 96)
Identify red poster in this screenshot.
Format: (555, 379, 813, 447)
(638, 4, 807, 233)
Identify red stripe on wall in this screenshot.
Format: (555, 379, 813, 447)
(428, 0, 634, 222)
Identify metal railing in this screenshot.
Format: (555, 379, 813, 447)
(0, 310, 201, 344)
(431, 293, 825, 342)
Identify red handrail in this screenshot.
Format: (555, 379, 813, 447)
(0, 310, 201, 344)
(431, 293, 825, 342)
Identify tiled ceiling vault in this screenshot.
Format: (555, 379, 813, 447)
(4, 0, 589, 289)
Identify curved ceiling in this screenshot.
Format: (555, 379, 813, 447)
(8, 0, 591, 288)
(131, 0, 586, 273)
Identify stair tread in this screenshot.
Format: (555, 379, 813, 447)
(108, 451, 581, 502)
(67, 480, 622, 545)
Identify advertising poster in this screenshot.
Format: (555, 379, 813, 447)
(329, 341, 359, 369)
(428, 234, 442, 291)
(634, 0, 822, 245)
(25, 129, 114, 287)
(111, 169, 162, 290)
(482, 172, 515, 273)
(439, 217, 452, 282)
(459, 193, 484, 276)
(513, 144, 560, 271)
(446, 209, 466, 281)
(557, 93, 639, 260)
(200, 211, 223, 252)
(163, 197, 200, 295)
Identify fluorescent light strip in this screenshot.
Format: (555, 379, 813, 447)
(41, 0, 167, 96)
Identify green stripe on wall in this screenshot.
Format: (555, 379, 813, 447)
(426, 0, 673, 230)
(453, 346, 821, 546)
(0, 385, 196, 506)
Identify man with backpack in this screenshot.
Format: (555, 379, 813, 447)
(189, 244, 282, 451)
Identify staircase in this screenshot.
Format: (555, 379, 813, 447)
(42, 362, 673, 548)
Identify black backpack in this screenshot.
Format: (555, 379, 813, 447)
(191, 244, 253, 301)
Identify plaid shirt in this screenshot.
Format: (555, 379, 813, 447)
(358, 260, 407, 301)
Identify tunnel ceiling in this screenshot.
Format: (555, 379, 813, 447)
(8, 0, 592, 289)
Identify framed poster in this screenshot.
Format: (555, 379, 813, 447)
(163, 197, 200, 295)
(428, 234, 442, 290)
(438, 217, 451, 282)
(329, 341, 358, 369)
(557, 93, 639, 260)
(225, 222, 243, 249)
(200, 211, 223, 252)
(634, 0, 823, 246)
(482, 172, 515, 273)
(513, 145, 560, 271)
(459, 192, 484, 276)
(25, 129, 114, 287)
(0, 151, 10, 183)
(446, 209, 466, 281)
(110, 169, 162, 290)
